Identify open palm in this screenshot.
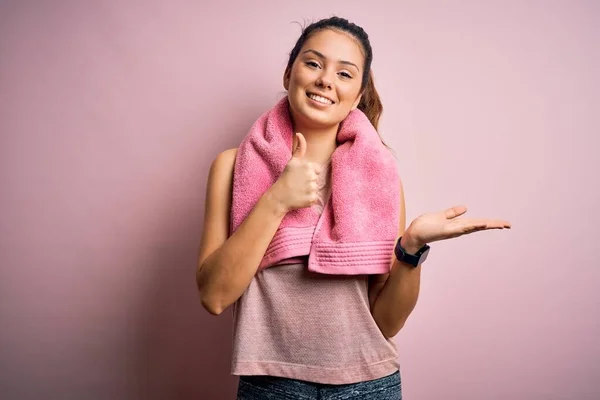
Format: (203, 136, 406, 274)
(407, 205, 511, 246)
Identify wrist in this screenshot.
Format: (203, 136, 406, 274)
(400, 232, 424, 254)
(262, 186, 289, 219)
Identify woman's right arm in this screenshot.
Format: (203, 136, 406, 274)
(195, 148, 289, 315)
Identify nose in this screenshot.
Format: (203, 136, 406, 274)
(315, 71, 333, 90)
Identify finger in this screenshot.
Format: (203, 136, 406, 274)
(485, 220, 512, 229)
(461, 219, 511, 232)
(462, 222, 487, 233)
(444, 205, 468, 219)
(305, 162, 320, 177)
(311, 170, 320, 181)
(459, 227, 488, 236)
(468, 219, 511, 229)
(292, 132, 306, 159)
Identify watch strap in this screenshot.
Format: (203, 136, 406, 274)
(395, 236, 430, 267)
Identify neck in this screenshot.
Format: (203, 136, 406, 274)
(290, 119, 338, 165)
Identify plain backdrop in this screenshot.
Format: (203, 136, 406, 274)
(1, 0, 598, 399)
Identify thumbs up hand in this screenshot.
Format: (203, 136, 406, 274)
(270, 133, 323, 214)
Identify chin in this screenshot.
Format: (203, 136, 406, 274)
(290, 98, 336, 128)
(299, 108, 335, 128)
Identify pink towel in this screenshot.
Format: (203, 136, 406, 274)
(230, 97, 400, 275)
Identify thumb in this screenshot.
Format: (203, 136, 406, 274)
(292, 132, 307, 159)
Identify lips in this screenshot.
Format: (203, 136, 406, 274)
(307, 92, 335, 105)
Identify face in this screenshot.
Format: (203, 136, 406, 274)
(284, 29, 365, 130)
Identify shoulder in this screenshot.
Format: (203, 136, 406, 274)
(209, 148, 238, 177)
(212, 148, 238, 169)
(205, 148, 238, 205)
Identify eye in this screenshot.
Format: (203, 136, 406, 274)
(338, 71, 352, 79)
(306, 61, 321, 68)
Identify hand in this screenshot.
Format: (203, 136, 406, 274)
(403, 205, 511, 250)
(269, 132, 323, 213)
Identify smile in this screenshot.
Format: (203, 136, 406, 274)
(307, 93, 334, 105)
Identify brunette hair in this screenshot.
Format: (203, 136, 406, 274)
(284, 16, 388, 148)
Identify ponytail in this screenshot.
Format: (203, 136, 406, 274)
(358, 71, 392, 152)
(358, 70, 383, 131)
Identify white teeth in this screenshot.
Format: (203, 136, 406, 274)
(308, 94, 333, 105)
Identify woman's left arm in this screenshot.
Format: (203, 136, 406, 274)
(369, 180, 511, 338)
(369, 236, 425, 339)
(368, 180, 423, 338)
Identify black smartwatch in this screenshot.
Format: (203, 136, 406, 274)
(394, 236, 430, 267)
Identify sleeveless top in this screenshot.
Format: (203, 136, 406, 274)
(231, 159, 399, 385)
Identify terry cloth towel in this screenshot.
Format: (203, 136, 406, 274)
(230, 96, 400, 275)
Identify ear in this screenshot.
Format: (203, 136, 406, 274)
(283, 68, 291, 91)
(351, 92, 363, 111)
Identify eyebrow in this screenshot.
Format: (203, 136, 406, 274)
(301, 49, 360, 72)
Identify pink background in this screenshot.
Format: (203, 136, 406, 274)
(1, 1, 598, 399)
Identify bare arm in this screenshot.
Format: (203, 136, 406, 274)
(367, 182, 512, 338)
(196, 148, 288, 315)
(368, 180, 423, 338)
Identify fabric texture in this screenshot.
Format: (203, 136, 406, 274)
(231, 167, 399, 385)
(237, 370, 401, 399)
(230, 96, 400, 275)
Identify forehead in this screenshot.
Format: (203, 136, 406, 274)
(301, 29, 365, 65)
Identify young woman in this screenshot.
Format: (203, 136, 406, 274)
(196, 16, 510, 400)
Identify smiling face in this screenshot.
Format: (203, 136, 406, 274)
(283, 29, 365, 130)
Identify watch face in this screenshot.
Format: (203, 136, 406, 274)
(395, 238, 430, 266)
(419, 248, 430, 264)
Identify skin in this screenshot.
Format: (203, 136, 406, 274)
(196, 29, 512, 338)
(283, 29, 364, 166)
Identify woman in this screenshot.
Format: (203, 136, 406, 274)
(196, 16, 510, 400)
